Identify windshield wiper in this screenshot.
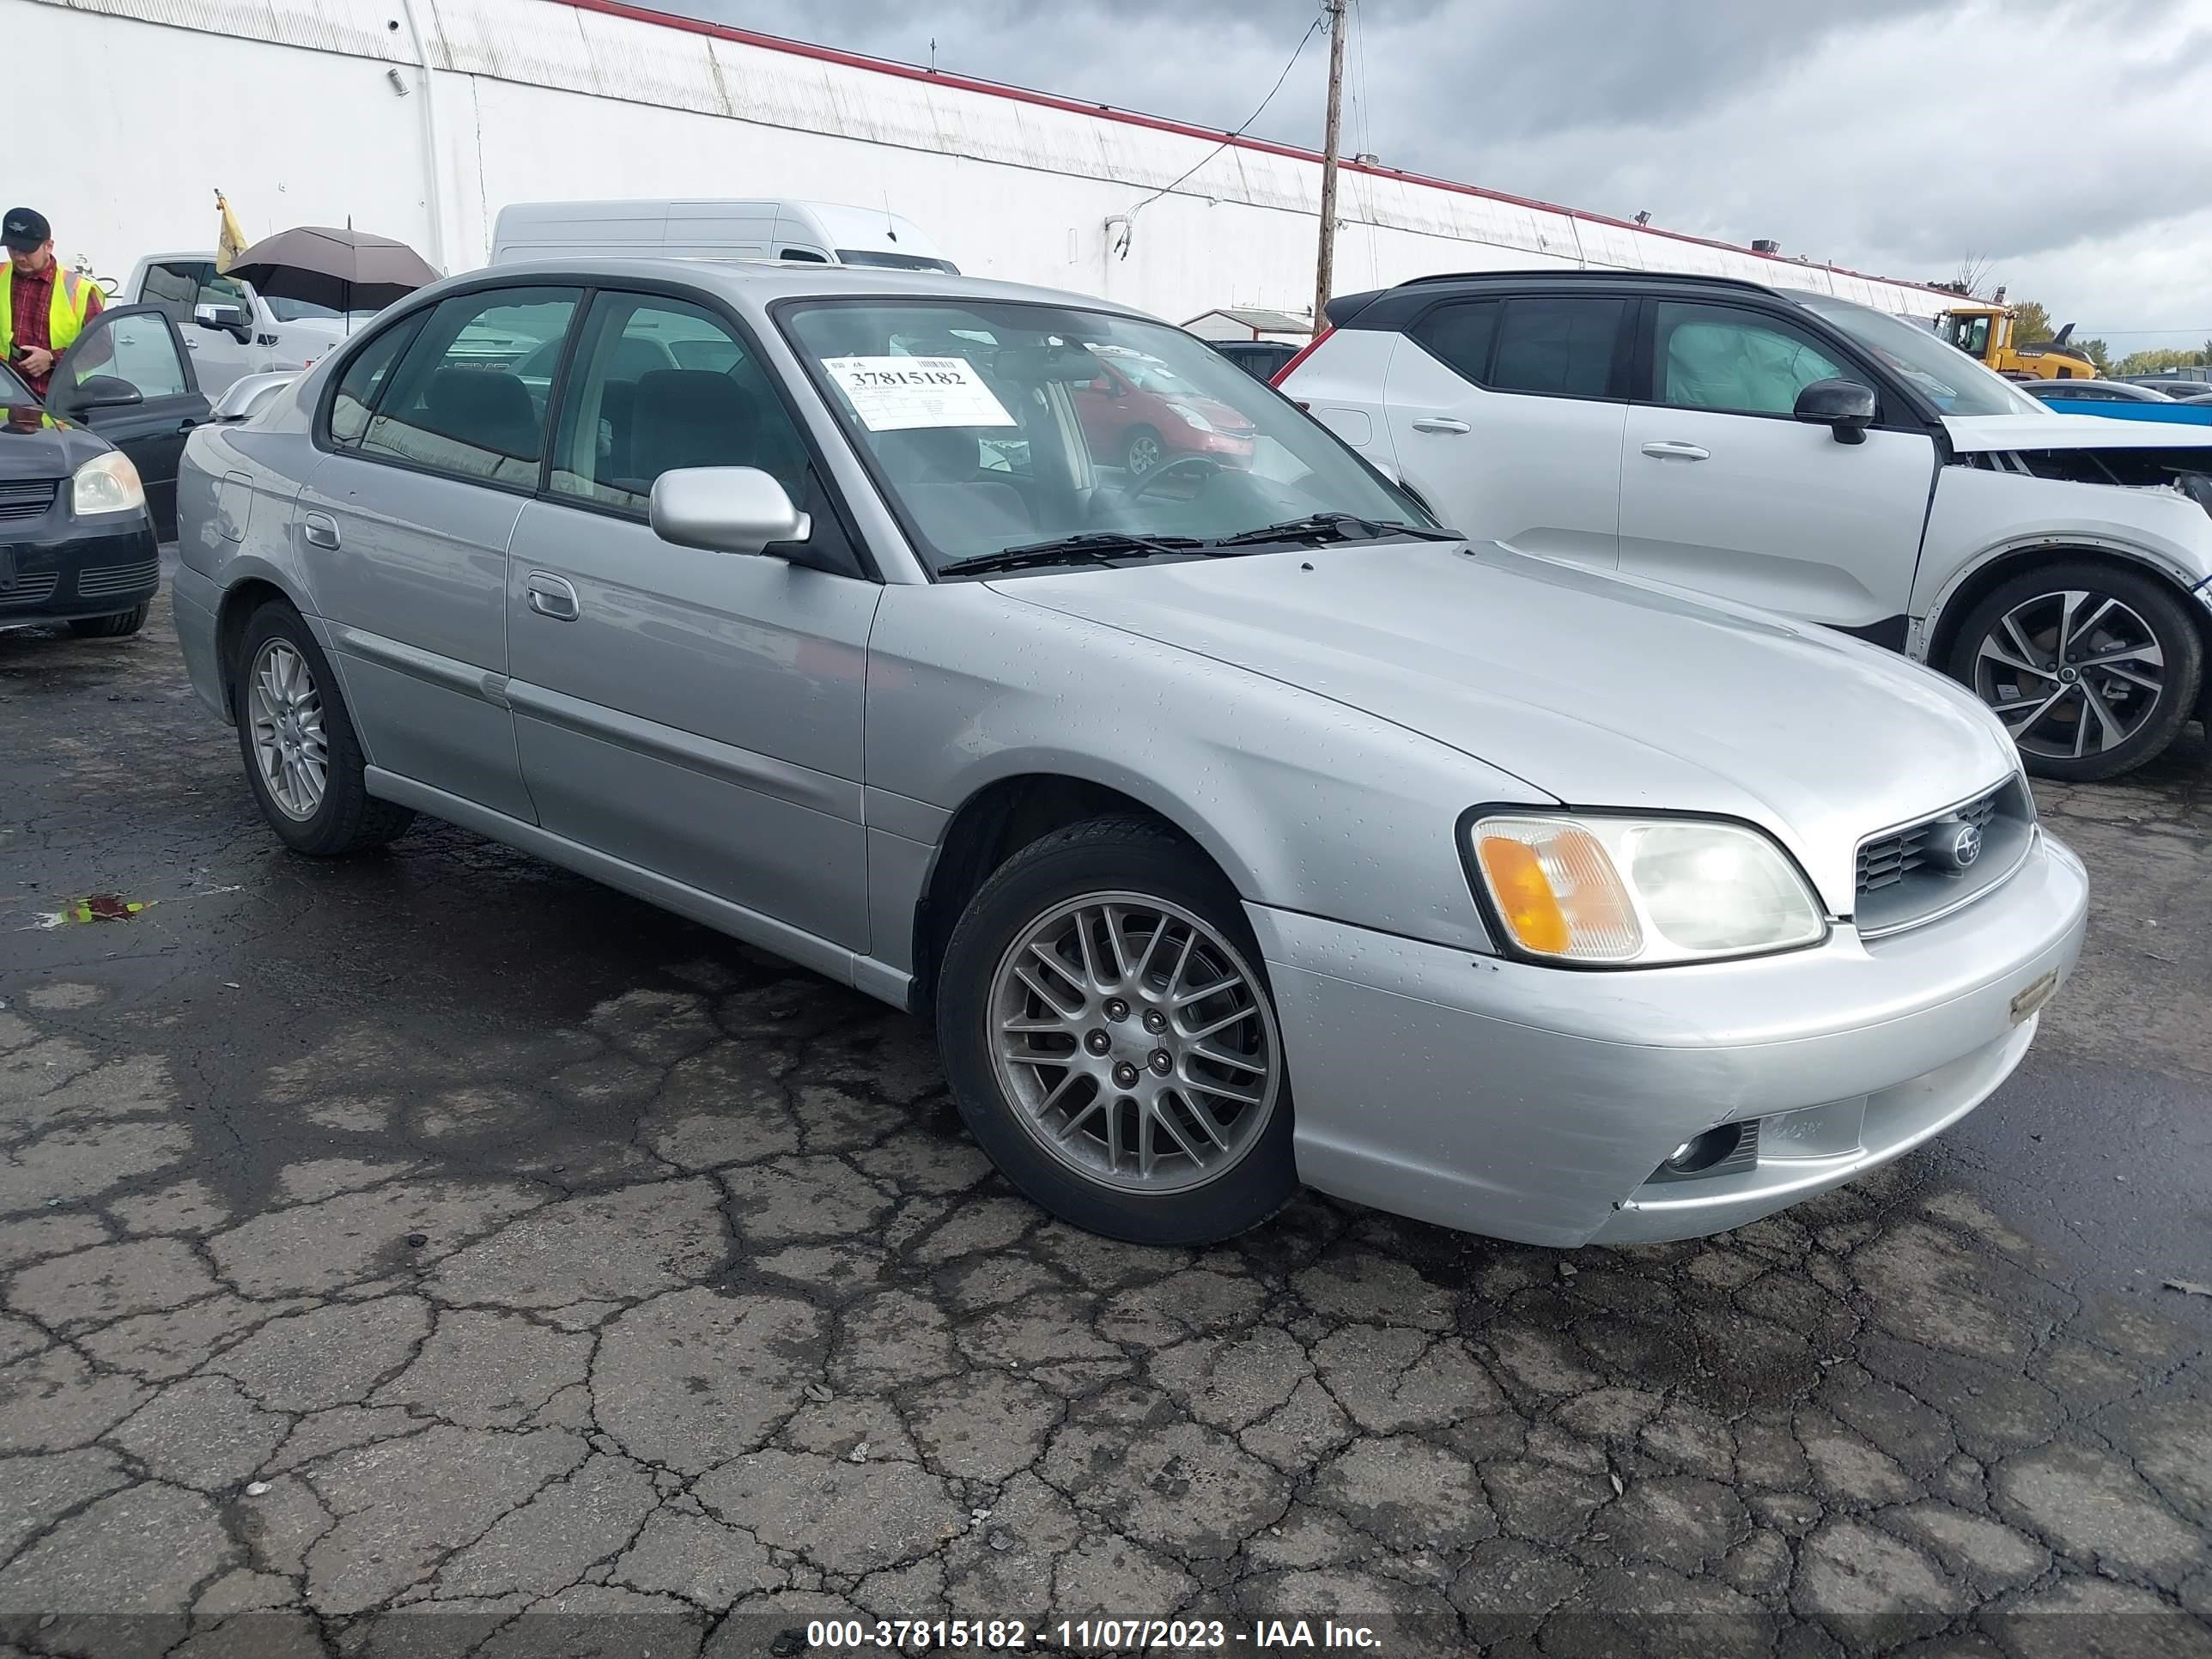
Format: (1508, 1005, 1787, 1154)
(1200, 513, 1462, 550)
(938, 531, 1206, 578)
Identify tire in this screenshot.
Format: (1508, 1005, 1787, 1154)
(937, 816, 1297, 1245)
(231, 601, 415, 856)
(67, 602, 148, 639)
(1123, 426, 1163, 477)
(1945, 561, 2203, 781)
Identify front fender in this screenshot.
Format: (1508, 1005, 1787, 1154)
(1911, 465, 2212, 659)
(864, 583, 1549, 959)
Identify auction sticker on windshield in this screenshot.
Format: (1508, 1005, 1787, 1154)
(822, 356, 1015, 430)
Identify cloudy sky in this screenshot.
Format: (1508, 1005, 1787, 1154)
(671, 0, 2212, 355)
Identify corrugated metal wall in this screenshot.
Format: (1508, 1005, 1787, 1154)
(23, 0, 1948, 323)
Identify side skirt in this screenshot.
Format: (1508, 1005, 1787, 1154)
(364, 768, 915, 1012)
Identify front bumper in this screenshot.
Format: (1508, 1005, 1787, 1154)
(1250, 827, 2087, 1248)
(0, 515, 161, 623)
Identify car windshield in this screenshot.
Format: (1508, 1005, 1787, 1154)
(780, 298, 1429, 574)
(1796, 296, 2045, 417)
(0, 362, 34, 404)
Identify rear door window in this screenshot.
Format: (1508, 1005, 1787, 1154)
(355, 287, 580, 487)
(1410, 301, 1499, 385)
(1489, 297, 1626, 398)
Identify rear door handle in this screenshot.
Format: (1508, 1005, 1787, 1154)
(1640, 440, 1711, 461)
(301, 511, 340, 550)
(526, 572, 580, 622)
(1410, 416, 1472, 434)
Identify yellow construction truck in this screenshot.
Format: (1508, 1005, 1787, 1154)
(1935, 297, 2097, 380)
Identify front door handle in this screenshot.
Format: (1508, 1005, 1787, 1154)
(1410, 416, 1472, 434)
(1640, 440, 1711, 461)
(301, 511, 340, 550)
(526, 572, 580, 622)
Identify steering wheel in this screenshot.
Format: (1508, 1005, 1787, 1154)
(1122, 453, 1222, 499)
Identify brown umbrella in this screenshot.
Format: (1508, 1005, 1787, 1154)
(224, 226, 439, 316)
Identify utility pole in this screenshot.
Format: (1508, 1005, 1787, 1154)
(1312, 0, 1347, 337)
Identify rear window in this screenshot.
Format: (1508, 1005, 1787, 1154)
(1410, 295, 1623, 398)
(833, 249, 960, 275)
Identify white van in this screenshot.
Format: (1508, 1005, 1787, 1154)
(489, 199, 958, 273)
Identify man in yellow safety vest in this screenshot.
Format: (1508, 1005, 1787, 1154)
(2, 209, 102, 399)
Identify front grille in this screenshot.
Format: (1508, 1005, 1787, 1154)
(0, 570, 60, 606)
(0, 479, 59, 522)
(76, 558, 159, 599)
(1856, 787, 2002, 894)
(1855, 778, 2033, 937)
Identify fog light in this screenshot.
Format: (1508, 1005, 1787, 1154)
(1663, 1124, 1741, 1175)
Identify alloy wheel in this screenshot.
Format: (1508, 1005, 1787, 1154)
(988, 891, 1280, 1194)
(1972, 588, 2164, 762)
(247, 638, 329, 820)
(1127, 432, 1162, 475)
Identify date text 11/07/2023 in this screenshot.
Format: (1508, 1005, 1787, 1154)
(804, 1619, 1384, 1651)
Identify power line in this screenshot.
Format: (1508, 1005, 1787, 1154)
(1125, 14, 1326, 218)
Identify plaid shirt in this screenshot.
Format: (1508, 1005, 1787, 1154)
(9, 262, 102, 397)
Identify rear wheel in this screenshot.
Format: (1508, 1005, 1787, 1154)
(937, 817, 1296, 1245)
(232, 602, 415, 855)
(67, 602, 148, 639)
(1947, 562, 2203, 781)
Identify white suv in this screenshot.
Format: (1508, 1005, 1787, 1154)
(1279, 270, 2212, 780)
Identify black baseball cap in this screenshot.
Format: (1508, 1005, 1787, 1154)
(2, 209, 51, 252)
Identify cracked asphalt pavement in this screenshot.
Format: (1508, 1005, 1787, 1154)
(1, 579, 2208, 1658)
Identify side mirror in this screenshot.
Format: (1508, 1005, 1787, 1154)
(194, 301, 252, 341)
(1794, 378, 1878, 445)
(649, 466, 811, 558)
(212, 370, 298, 423)
(61, 375, 145, 413)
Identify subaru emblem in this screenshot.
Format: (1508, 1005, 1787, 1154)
(1931, 819, 1982, 871)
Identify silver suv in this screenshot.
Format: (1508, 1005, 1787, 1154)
(174, 260, 2087, 1248)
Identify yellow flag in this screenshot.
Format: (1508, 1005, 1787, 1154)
(215, 190, 249, 273)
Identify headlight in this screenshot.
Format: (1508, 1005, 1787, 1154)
(1168, 403, 1216, 432)
(71, 452, 145, 517)
(1468, 813, 1826, 966)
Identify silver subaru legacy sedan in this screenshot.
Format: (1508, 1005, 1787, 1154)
(173, 259, 2088, 1249)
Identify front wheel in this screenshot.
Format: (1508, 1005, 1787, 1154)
(936, 817, 1297, 1245)
(1123, 426, 1163, 477)
(1947, 562, 2204, 781)
(67, 602, 148, 639)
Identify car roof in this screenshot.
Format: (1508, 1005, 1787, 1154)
(423, 256, 1156, 324)
(1326, 267, 1790, 331)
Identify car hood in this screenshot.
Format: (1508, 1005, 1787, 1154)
(1942, 412, 2212, 453)
(0, 404, 109, 479)
(992, 541, 2020, 915)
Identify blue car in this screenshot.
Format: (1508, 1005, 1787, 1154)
(2026, 379, 2212, 426)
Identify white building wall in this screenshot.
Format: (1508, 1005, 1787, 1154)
(22, 0, 1948, 323)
